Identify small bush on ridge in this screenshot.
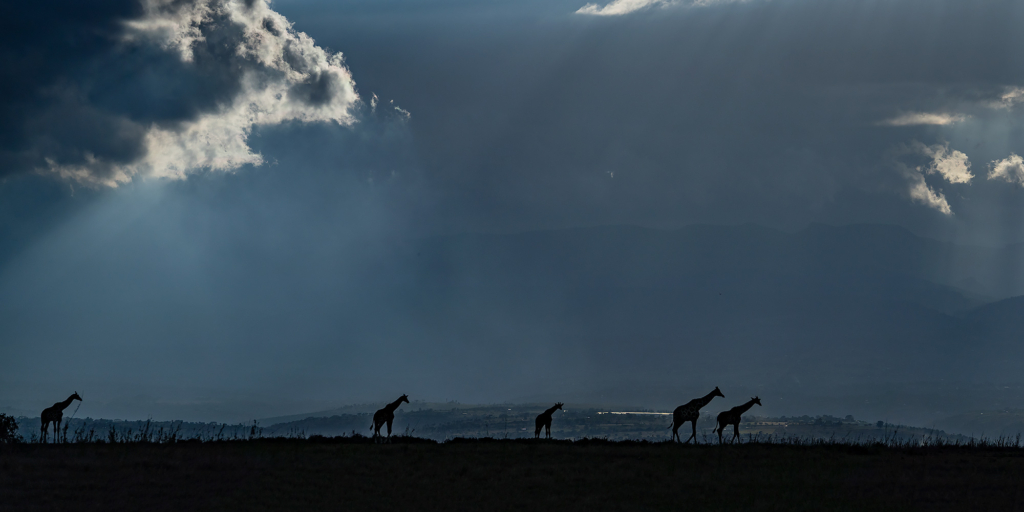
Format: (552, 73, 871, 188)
(0, 413, 20, 443)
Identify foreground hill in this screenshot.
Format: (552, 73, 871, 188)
(3, 439, 1024, 511)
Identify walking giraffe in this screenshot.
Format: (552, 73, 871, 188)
(371, 394, 409, 442)
(669, 386, 724, 443)
(713, 396, 762, 444)
(40, 392, 82, 443)
(534, 402, 563, 439)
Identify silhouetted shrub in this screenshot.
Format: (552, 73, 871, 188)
(0, 413, 20, 443)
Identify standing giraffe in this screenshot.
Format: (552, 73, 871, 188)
(534, 402, 563, 439)
(669, 386, 724, 443)
(41, 392, 82, 443)
(713, 396, 762, 444)
(370, 394, 409, 442)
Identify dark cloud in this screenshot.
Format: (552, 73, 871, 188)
(277, 0, 1024, 240)
(0, 0, 358, 185)
(7, 0, 1024, 228)
(289, 70, 343, 106)
(0, 0, 142, 172)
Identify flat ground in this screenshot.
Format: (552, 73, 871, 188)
(4, 438, 1024, 511)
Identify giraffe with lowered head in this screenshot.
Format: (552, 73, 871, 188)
(41, 392, 82, 443)
(669, 386, 724, 443)
(535, 402, 563, 439)
(371, 394, 409, 442)
(714, 396, 762, 444)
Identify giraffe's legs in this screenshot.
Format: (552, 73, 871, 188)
(732, 423, 740, 444)
(684, 420, 697, 444)
(546, 424, 551, 439)
(671, 424, 680, 443)
(386, 419, 393, 443)
(716, 422, 723, 444)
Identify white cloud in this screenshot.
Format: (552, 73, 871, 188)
(879, 112, 968, 126)
(906, 172, 952, 215)
(888, 141, 972, 215)
(988, 154, 1024, 185)
(914, 142, 973, 184)
(44, 0, 360, 187)
(390, 100, 411, 119)
(576, 0, 670, 15)
(988, 87, 1024, 110)
(575, 0, 745, 16)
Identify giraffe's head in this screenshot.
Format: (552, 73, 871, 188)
(71, 391, 82, 401)
(554, 402, 564, 411)
(751, 396, 761, 406)
(399, 394, 410, 404)
(712, 386, 724, 398)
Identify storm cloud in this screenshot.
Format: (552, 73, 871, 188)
(0, 0, 358, 186)
(265, 0, 1024, 240)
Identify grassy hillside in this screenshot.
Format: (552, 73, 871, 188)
(10, 408, 968, 445)
(264, 407, 964, 443)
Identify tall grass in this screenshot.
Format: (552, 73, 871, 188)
(16, 418, 269, 444)
(10, 411, 1024, 449)
(23, 428, 1024, 450)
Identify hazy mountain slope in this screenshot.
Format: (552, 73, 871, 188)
(9, 223, 1021, 424)
(231, 223, 1024, 426)
(936, 409, 1024, 438)
(350, 224, 995, 391)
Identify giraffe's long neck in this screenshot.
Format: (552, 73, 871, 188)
(699, 390, 719, 408)
(543, 405, 559, 416)
(734, 399, 758, 415)
(57, 396, 77, 412)
(385, 398, 404, 413)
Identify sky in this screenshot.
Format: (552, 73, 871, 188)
(4, 0, 1024, 423)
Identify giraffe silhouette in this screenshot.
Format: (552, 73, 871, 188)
(534, 402, 563, 439)
(40, 392, 81, 443)
(370, 394, 409, 442)
(713, 396, 761, 444)
(669, 386, 723, 443)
